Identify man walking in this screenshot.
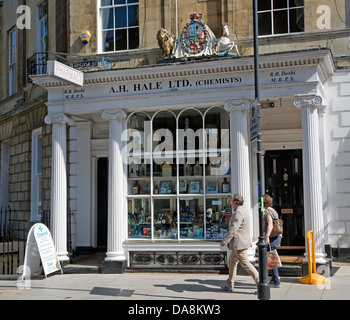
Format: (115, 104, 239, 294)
(220, 194, 259, 292)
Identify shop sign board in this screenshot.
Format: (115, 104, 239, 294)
(47, 60, 84, 87)
(21, 223, 62, 280)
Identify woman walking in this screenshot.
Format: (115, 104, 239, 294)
(263, 194, 282, 288)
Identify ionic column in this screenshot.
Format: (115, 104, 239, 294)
(224, 102, 254, 260)
(44, 114, 70, 263)
(101, 110, 127, 271)
(294, 96, 327, 263)
(224, 102, 252, 209)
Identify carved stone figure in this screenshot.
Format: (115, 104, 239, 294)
(217, 23, 239, 56)
(156, 28, 176, 59)
(173, 13, 217, 59)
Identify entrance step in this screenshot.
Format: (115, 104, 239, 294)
(276, 247, 305, 277)
(278, 246, 305, 256)
(63, 264, 101, 274)
(62, 253, 106, 274)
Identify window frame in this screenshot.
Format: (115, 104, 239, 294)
(8, 28, 16, 96)
(98, 0, 140, 53)
(126, 107, 232, 241)
(258, 0, 305, 37)
(31, 128, 43, 222)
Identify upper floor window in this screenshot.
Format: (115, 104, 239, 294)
(37, 1, 48, 53)
(100, 0, 139, 52)
(31, 128, 43, 221)
(258, 0, 304, 36)
(8, 28, 16, 96)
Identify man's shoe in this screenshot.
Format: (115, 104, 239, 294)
(221, 285, 234, 292)
(269, 282, 281, 288)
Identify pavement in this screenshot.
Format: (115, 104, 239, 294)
(0, 263, 349, 302)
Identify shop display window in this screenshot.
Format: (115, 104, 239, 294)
(205, 196, 232, 240)
(179, 197, 204, 239)
(153, 198, 177, 239)
(126, 107, 231, 240)
(128, 198, 151, 238)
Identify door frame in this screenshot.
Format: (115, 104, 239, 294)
(91, 139, 109, 249)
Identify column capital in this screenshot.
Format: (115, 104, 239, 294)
(294, 96, 325, 110)
(45, 114, 69, 125)
(224, 101, 250, 113)
(101, 110, 127, 122)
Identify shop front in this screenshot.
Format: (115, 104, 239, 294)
(32, 47, 334, 272)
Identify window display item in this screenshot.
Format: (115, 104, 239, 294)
(162, 162, 172, 176)
(222, 177, 230, 193)
(132, 181, 140, 194)
(185, 162, 192, 176)
(194, 161, 202, 176)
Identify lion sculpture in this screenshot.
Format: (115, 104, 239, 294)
(156, 28, 176, 59)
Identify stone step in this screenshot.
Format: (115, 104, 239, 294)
(63, 264, 101, 274)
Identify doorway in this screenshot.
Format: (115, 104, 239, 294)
(97, 158, 108, 248)
(264, 150, 304, 246)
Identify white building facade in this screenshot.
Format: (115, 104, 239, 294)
(32, 47, 350, 272)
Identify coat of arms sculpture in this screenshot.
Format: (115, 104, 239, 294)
(157, 13, 239, 62)
(173, 13, 217, 58)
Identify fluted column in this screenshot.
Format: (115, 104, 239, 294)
(44, 114, 69, 263)
(224, 102, 252, 209)
(101, 110, 127, 267)
(294, 96, 327, 263)
(224, 102, 254, 260)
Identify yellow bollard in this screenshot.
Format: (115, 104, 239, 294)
(299, 230, 328, 285)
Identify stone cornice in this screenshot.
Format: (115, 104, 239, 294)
(31, 48, 335, 89)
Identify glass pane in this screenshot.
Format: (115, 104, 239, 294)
(116, 29, 127, 50)
(127, 113, 151, 195)
(153, 198, 178, 239)
(178, 109, 203, 184)
(101, 8, 114, 30)
(38, 2, 48, 20)
(258, 12, 272, 35)
(258, 0, 271, 11)
(290, 8, 304, 33)
(37, 135, 42, 173)
(289, 0, 303, 7)
(274, 10, 288, 34)
(115, 0, 126, 4)
(205, 197, 231, 240)
(179, 197, 204, 239)
(101, 0, 113, 6)
(153, 111, 176, 195)
(128, 5, 139, 26)
(128, 198, 151, 238)
(115, 7, 127, 28)
(273, 0, 287, 9)
(129, 27, 139, 50)
(205, 107, 230, 193)
(128, 0, 139, 3)
(102, 30, 114, 51)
